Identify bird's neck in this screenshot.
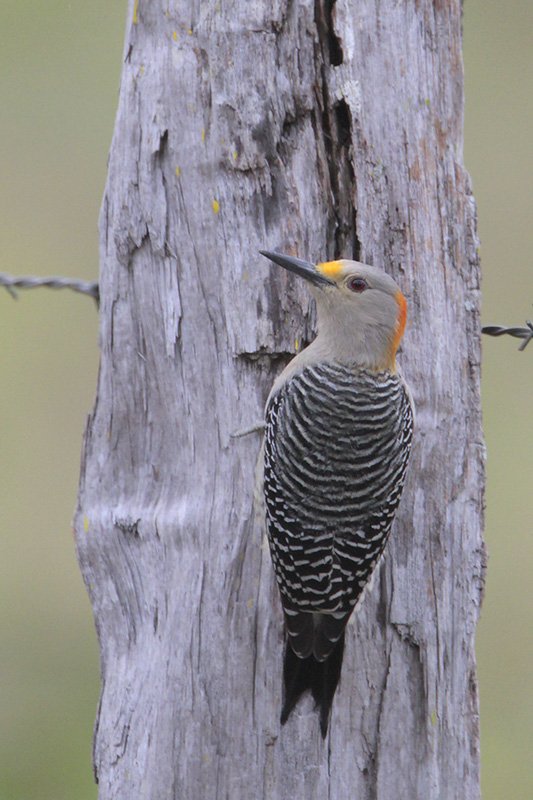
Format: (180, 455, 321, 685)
(313, 320, 398, 373)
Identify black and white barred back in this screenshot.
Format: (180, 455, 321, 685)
(264, 362, 413, 666)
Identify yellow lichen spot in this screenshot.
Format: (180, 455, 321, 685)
(213, 199, 220, 215)
(201, 128, 205, 142)
(430, 709, 438, 727)
(133, 0, 138, 24)
(316, 259, 343, 280)
(203, 753, 210, 764)
(84, 516, 89, 533)
(221, 138, 225, 145)
(173, 30, 177, 41)
(140, 64, 145, 76)
(233, 151, 237, 160)
(188, 28, 193, 35)
(166, 10, 170, 19)
(175, 166, 180, 177)
(190, 103, 194, 110)
(244, 271, 248, 282)
(295, 337, 299, 352)
(248, 598, 253, 608)
(425, 98, 430, 107)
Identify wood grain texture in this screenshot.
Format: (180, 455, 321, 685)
(74, 0, 485, 797)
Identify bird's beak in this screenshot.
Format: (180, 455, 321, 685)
(260, 250, 336, 287)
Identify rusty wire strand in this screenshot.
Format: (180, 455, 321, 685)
(0, 272, 99, 307)
(482, 320, 533, 351)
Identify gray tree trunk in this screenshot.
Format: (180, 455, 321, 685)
(74, 1, 485, 798)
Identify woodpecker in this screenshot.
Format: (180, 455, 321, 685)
(259, 250, 414, 737)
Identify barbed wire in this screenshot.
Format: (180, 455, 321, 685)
(482, 320, 533, 351)
(1, 270, 532, 352)
(0, 272, 99, 307)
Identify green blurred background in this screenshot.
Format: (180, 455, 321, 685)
(0, 1, 531, 797)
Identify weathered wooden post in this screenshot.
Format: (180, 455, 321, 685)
(74, 1, 485, 797)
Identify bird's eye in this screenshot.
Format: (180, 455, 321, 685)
(348, 277, 367, 293)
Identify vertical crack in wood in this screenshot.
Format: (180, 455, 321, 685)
(251, 597, 259, 725)
(428, 534, 442, 694)
(323, 0, 343, 66)
(92, 682, 103, 784)
(372, 642, 393, 795)
(314, 0, 360, 261)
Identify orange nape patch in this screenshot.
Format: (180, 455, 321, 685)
(391, 290, 407, 358)
(316, 260, 344, 281)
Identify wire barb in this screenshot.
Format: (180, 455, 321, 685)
(482, 320, 533, 351)
(0, 272, 99, 307)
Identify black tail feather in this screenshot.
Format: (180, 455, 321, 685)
(281, 634, 345, 738)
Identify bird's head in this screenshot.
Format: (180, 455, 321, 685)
(260, 251, 407, 371)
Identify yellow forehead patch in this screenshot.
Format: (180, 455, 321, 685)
(316, 260, 344, 280)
